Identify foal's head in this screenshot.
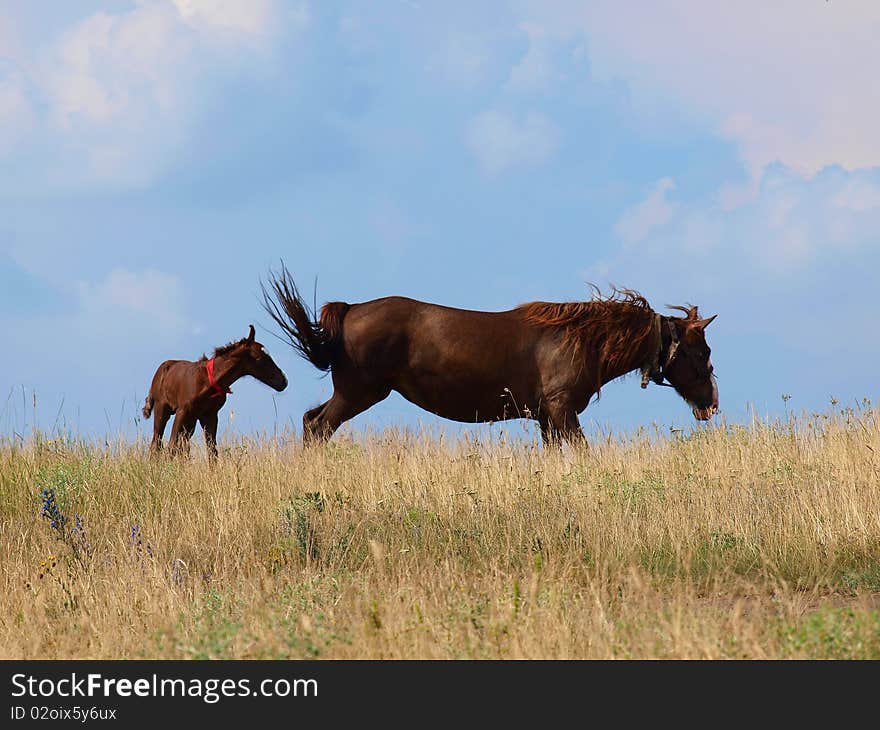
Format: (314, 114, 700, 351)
(662, 306, 718, 421)
(225, 325, 288, 392)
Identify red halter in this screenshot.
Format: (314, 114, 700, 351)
(206, 358, 232, 398)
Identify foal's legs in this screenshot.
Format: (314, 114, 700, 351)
(200, 411, 219, 463)
(150, 403, 172, 455)
(168, 410, 197, 457)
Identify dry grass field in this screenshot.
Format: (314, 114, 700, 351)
(2, 404, 880, 659)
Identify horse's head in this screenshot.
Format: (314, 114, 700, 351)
(239, 325, 288, 392)
(662, 306, 718, 421)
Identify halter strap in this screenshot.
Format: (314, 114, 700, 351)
(206, 357, 232, 398)
(640, 314, 680, 389)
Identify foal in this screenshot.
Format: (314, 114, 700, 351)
(143, 325, 288, 459)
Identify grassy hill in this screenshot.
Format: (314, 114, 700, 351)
(2, 405, 879, 659)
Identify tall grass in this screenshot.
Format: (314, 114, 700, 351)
(1, 404, 879, 659)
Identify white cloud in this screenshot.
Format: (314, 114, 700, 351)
(581, 167, 880, 396)
(429, 32, 494, 88)
(44, 6, 187, 129)
(504, 24, 554, 93)
(596, 166, 880, 282)
(614, 178, 677, 247)
(518, 0, 880, 177)
(0, 8, 20, 59)
(0, 267, 193, 390)
(172, 0, 280, 37)
(506, 1, 880, 277)
(0, 71, 31, 155)
(0, 0, 299, 189)
(832, 179, 880, 213)
(75, 268, 189, 333)
(466, 109, 560, 175)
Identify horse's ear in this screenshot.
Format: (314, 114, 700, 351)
(690, 314, 717, 331)
(247, 324, 255, 342)
(666, 304, 700, 320)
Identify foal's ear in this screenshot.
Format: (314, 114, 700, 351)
(247, 324, 255, 342)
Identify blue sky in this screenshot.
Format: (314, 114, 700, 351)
(1, 1, 879, 442)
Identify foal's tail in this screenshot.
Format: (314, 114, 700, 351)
(261, 263, 348, 372)
(142, 393, 154, 419)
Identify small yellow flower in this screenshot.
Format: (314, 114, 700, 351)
(37, 554, 57, 579)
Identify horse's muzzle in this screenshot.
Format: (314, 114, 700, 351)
(692, 376, 719, 421)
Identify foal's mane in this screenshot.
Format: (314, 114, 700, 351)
(198, 337, 249, 362)
(517, 285, 657, 381)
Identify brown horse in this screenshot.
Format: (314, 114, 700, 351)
(262, 268, 718, 446)
(142, 325, 288, 458)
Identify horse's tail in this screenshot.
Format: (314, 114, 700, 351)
(319, 301, 349, 358)
(262, 265, 347, 372)
(142, 393, 154, 419)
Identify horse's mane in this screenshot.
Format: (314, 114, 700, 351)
(516, 285, 657, 385)
(198, 337, 249, 361)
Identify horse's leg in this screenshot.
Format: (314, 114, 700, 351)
(305, 386, 390, 444)
(538, 414, 561, 447)
(150, 403, 173, 456)
(541, 398, 586, 448)
(560, 412, 587, 447)
(200, 411, 219, 464)
(302, 402, 328, 445)
(168, 410, 196, 457)
(180, 416, 197, 457)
